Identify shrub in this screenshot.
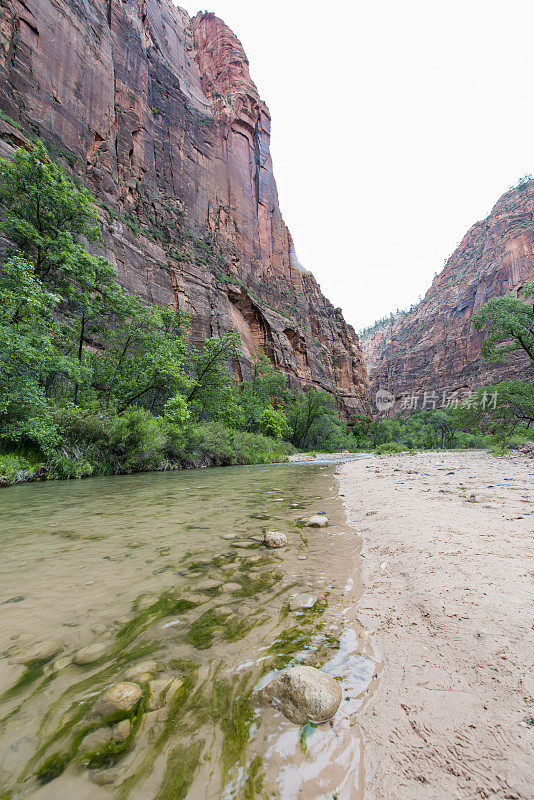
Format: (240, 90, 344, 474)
(375, 441, 408, 455)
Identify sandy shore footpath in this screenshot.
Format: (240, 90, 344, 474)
(339, 451, 533, 800)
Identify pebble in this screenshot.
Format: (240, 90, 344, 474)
(91, 682, 143, 718)
(73, 643, 107, 665)
(305, 515, 329, 528)
(256, 665, 342, 724)
(262, 531, 288, 548)
(15, 640, 62, 666)
(221, 583, 242, 593)
(289, 593, 317, 612)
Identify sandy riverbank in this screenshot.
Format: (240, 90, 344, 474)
(339, 450, 534, 800)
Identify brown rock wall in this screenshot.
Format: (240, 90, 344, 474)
(0, 0, 370, 414)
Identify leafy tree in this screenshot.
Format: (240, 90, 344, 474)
(0, 256, 78, 450)
(0, 143, 128, 404)
(286, 389, 338, 449)
(258, 406, 288, 439)
(471, 381, 534, 435)
(240, 348, 287, 431)
(472, 283, 534, 364)
(186, 332, 243, 426)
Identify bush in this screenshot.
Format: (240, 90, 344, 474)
(375, 441, 409, 455)
(258, 407, 288, 439)
(108, 407, 166, 472)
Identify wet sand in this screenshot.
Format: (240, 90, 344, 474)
(339, 450, 534, 800)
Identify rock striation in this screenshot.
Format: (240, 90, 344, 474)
(0, 0, 370, 415)
(362, 180, 534, 410)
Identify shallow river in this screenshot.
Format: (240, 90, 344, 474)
(0, 462, 376, 800)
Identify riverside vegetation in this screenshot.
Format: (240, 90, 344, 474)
(0, 144, 360, 484)
(0, 144, 532, 486)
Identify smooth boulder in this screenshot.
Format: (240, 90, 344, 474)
(262, 531, 288, 548)
(305, 515, 329, 528)
(257, 665, 341, 724)
(15, 640, 62, 666)
(289, 593, 317, 612)
(91, 682, 142, 718)
(74, 642, 107, 665)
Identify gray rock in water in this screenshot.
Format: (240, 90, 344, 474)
(305, 515, 329, 528)
(257, 665, 342, 724)
(221, 582, 242, 593)
(112, 719, 131, 742)
(15, 640, 62, 666)
(73, 643, 107, 665)
(289, 593, 317, 612)
(79, 727, 114, 754)
(91, 682, 142, 718)
(262, 531, 288, 548)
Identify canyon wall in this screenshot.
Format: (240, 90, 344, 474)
(361, 180, 534, 411)
(0, 0, 370, 414)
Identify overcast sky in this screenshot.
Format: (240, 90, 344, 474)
(178, 0, 533, 331)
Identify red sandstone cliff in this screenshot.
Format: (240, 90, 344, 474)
(362, 180, 534, 409)
(0, 1, 370, 414)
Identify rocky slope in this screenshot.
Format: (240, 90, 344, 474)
(0, 0, 370, 414)
(361, 180, 534, 410)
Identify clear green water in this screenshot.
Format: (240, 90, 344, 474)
(0, 462, 375, 799)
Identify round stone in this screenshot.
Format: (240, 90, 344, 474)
(91, 682, 143, 718)
(73, 643, 107, 665)
(15, 640, 62, 666)
(289, 593, 317, 612)
(262, 531, 288, 548)
(221, 583, 242, 593)
(305, 515, 329, 528)
(257, 665, 341, 724)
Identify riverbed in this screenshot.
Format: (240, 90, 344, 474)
(0, 460, 376, 799)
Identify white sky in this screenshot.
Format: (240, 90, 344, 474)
(178, 0, 533, 331)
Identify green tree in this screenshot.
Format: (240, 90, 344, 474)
(258, 406, 288, 439)
(472, 283, 534, 364)
(286, 389, 338, 449)
(0, 256, 77, 449)
(240, 348, 287, 431)
(0, 144, 127, 404)
(186, 333, 244, 426)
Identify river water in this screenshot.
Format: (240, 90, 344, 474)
(0, 461, 377, 800)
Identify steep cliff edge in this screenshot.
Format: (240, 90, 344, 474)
(361, 180, 534, 408)
(0, 0, 370, 414)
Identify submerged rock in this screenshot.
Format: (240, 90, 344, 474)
(112, 719, 131, 742)
(79, 727, 114, 754)
(91, 682, 143, 718)
(289, 593, 317, 612)
(262, 531, 288, 548)
(221, 582, 242, 593)
(124, 660, 160, 682)
(257, 665, 341, 724)
(305, 515, 329, 528)
(15, 640, 62, 666)
(73, 642, 107, 665)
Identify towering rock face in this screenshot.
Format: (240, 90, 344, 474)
(0, 0, 370, 414)
(362, 180, 534, 410)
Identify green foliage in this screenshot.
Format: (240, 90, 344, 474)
(0, 144, 360, 484)
(472, 283, 534, 364)
(258, 406, 288, 439)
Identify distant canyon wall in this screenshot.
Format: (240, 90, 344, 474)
(0, 0, 370, 414)
(361, 180, 534, 411)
